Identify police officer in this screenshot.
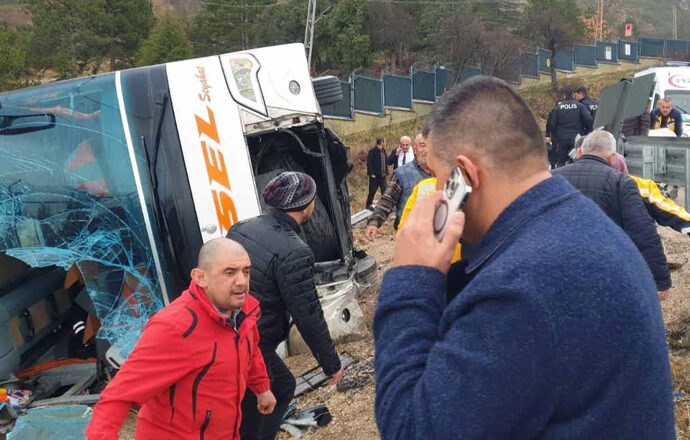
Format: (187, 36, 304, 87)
(547, 88, 593, 168)
(574, 86, 598, 120)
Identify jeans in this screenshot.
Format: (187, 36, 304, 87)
(240, 349, 297, 440)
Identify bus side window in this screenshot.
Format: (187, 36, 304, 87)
(653, 94, 660, 108)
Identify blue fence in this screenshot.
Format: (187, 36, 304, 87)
(321, 36, 690, 119)
(460, 66, 482, 82)
(575, 45, 597, 67)
(640, 37, 666, 57)
(412, 69, 435, 102)
(521, 52, 539, 78)
(383, 74, 412, 109)
(353, 76, 383, 114)
(618, 40, 639, 62)
(666, 39, 689, 58)
(555, 49, 575, 71)
(435, 67, 453, 96)
(596, 41, 619, 63)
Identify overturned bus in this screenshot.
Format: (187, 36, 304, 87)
(0, 43, 375, 386)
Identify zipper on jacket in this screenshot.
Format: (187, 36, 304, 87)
(233, 334, 242, 437)
(200, 409, 211, 440)
(192, 342, 217, 422)
(169, 383, 176, 422)
(246, 335, 251, 358)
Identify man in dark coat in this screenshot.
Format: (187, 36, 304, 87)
(365, 137, 388, 210)
(554, 130, 671, 298)
(547, 88, 593, 168)
(228, 172, 343, 440)
(574, 86, 598, 120)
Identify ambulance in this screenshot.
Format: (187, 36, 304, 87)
(635, 63, 690, 135)
(0, 43, 374, 383)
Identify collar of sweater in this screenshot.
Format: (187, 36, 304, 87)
(579, 155, 612, 167)
(465, 175, 579, 274)
(268, 207, 302, 234)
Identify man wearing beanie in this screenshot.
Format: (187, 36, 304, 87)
(227, 172, 343, 440)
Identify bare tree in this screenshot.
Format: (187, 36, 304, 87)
(435, 14, 485, 84)
(367, 3, 415, 70)
(479, 29, 526, 82)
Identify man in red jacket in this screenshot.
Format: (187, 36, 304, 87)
(85, 238, 276, 439)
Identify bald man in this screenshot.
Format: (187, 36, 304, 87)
(86, 238, 276, 440)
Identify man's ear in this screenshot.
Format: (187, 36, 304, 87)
(456, 154, 479, 189)
(191, 268, 207, 287)
(576, 148, 583, 159)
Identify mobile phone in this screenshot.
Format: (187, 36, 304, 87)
(433, 167, 472, 241)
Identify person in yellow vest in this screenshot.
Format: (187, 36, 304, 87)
(604, 147, 690, 236)
(630, 175, 690, 235)
(398, 177, 462, 262)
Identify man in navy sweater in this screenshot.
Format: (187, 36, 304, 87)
(374, 76, 675, 439)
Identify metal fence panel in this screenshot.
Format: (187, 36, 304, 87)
(618, 40, 639, 62)
(435, 67, 453, 96)
(383, 74, 412, 109)
(412, 70, 435, 102)
(353, 76, 384, 114)
(639, 37, 665, 57)
(538, 48, 552, 73)
(666, 39, 689, 59)
(321, 81, 352, 119)
(460, 66, 482, 82)
(521, 52, 539, 78)
(575, 45, 597, 67)
(555, 49, 575, 71)
(596, 41, 619, 63)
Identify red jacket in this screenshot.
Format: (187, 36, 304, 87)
(85, 282, 270, 440)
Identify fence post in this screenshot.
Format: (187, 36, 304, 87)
(686, 149, 690, 211)
(643, 146, 655, 180)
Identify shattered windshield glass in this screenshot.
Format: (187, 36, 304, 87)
(0, 74, 166, 359)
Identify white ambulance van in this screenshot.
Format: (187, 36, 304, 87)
(635, 63, 690, 135)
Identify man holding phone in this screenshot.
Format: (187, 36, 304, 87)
(374, 77, 674, 439)
(387, 136, 414, 170)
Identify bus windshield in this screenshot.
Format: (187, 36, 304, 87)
(0, 73, 166, 358)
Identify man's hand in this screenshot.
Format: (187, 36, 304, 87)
(371, 174, 376, 178)
(396, 145, 402, 154)
(256, 390, 277, 415)
(365, 225, 379, 242)
(327, 367, 343, 386)
(393, 192, 464, 274)
(658, 289, 670, 301)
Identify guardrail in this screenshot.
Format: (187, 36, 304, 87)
(625, 136, 690, 210)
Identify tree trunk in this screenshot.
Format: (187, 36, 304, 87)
(550, 52, 558, 91)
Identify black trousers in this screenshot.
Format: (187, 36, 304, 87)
(240, 349, 296, 440)
(554, 139, 575, 168)
(366, 176, 387, 208)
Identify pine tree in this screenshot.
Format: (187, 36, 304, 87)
(522, 0, 583, 90)
(137, 15, 192, 67)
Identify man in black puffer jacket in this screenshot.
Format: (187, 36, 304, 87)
(228, 172, 343, 440)
(554, 131, 671, 300)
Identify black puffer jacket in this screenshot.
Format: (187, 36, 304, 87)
(227, 209, 341, 375)
(553, 156, 671, 290)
